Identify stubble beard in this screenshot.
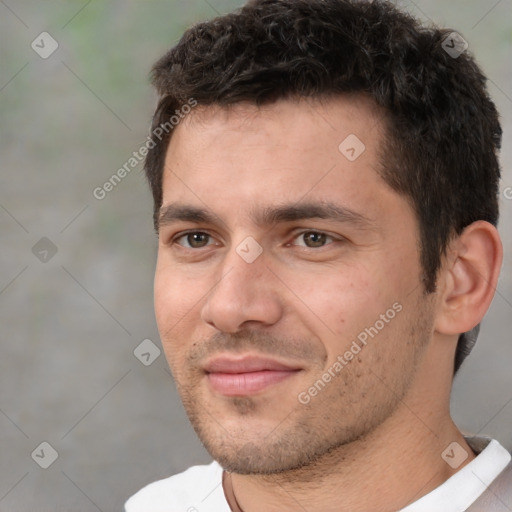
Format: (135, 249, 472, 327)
(170, 300, 434, 477)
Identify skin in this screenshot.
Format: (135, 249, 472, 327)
(154, 95, 502, 511)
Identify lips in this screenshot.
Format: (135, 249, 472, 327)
(203, 356, 302, 396)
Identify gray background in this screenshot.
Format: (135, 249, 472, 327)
(0, 1, 511, 510)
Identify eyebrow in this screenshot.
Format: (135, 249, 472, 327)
(159, 204, 218, 227)
(158, 201, 375, 231)
(254, 202, 374, 228)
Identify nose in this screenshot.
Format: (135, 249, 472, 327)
(200, 245, 283, 333)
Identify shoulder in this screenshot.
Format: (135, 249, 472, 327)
(468, 459, 512, 511)
(125, 461, 228, 512)
(465, 437, 512, 511)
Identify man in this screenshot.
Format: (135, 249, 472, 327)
(126, 0, 511, 510)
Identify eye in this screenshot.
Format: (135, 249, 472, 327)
(174, 231, 216, 249)
(291, 231, 335, 248)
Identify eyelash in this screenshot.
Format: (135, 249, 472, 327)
(171, 230, 339, 250)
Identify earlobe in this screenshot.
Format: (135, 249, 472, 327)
(435, 221, 503, 336)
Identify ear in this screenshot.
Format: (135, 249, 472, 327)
(435, 221, 503, 336)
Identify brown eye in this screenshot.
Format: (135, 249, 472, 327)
(304, 232, 326, 247)
(176, 232, 213, 248)
(293, 231, 333, 248)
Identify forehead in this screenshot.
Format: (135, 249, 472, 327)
(160, 95, 402, 226)
(171, 94, 385, 158)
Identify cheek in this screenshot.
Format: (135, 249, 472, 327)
(291, 265, 405, 363)
(286, 266, 377, 339)
(153, 263, 204, 354)
(312, 268, 373, 316)
(154, 267, 180, 329)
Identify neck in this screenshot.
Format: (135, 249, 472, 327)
(226, 344, 475, 511)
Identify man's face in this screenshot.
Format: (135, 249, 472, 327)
(154, 96, 435, 474)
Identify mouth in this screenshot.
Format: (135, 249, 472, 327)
(203, 355, 303, 396)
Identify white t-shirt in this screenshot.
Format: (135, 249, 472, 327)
(125, 437, 510, 512)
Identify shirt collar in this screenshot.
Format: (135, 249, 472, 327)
(398, 436, 511, 512)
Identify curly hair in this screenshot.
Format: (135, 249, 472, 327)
(146, 0, 502, 373)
